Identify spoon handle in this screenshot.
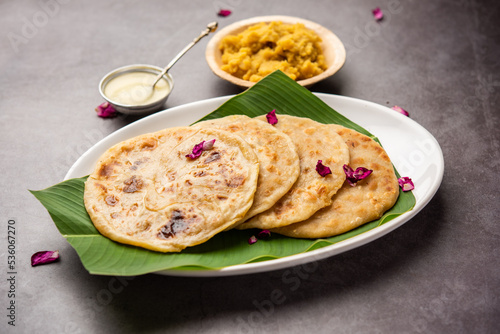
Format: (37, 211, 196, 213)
(152, 22, 218, 87)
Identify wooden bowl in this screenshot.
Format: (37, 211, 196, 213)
(205, 15, 346, 88)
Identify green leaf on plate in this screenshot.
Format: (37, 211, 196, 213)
(31, 71, 415, 276)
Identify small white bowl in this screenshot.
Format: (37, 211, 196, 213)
(205, 15, 346, 88)
(99, 64, 174, 115)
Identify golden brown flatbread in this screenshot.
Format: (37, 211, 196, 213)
(238, 115, 349, 230)
(271, 125, 399, 238)
(84, 127, 259, 252)
(193, 115, 300, 223)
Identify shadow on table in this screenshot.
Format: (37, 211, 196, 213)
(74, 189, 444, 332)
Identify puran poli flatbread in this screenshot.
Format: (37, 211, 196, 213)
(84, 127, 259, 252)
(193, 115, 300, 222)
(238, 115, 349, 230)
(271, 125, 399, 238)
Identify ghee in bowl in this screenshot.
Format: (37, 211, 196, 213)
(99, 64, 174, 114)
(104, 71, 170, 106)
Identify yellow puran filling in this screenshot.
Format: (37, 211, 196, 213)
(219, 21, 327, 82)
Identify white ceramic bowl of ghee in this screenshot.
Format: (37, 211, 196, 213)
(99, 64, 174, 114)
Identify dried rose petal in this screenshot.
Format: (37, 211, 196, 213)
(372, 7, 384, 21)
(186, 141, 205, 159)
(95, 102, 117, 118)
(217, 9, 232, 17)
(202, 139, 216, 150)
(343, 164, 373, 186)
(392, 105, 410, 117)
(316, 160, 332, 177)
(266, 109, 278, 125)
(31, 250, 59, 267)
(248, 235, 258, 245)
(257, 229, 271, 240)
(398, 177, 415, 191)
(186, 139, 215, 159)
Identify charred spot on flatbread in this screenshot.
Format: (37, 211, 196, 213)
(123, 176, 144, 193)
(157, 209, 200, 239)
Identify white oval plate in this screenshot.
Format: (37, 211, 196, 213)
(66, 93, 444, 277)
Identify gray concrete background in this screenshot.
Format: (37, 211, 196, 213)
(1, 0, 499, 333)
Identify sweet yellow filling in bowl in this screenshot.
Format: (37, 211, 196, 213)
(219, 21, 327, 83)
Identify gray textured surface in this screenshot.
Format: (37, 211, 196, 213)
(1, 0, 499, 333)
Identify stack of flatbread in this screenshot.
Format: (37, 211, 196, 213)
(84, 114, 399, 253)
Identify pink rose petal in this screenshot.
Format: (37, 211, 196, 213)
(343, 164, 373, 186)
(248, 235, 258, 245)
(373, 7, 384, 21)
(202, 139, 216, 150)
(257, 229, 271, 240)
(392, 105, 410, 117)
(316, 160, 332, 177)
(186, 139, 216, 159)
(95, 102, 117, 118)
(398, 177, 414, 191)
(31, 250, 59, 267)
(217, 9, 232, 17)
(186, 141, 205, 159)
(266, 109, 278, 125)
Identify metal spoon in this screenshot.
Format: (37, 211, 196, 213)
(151, 21, 218, 88)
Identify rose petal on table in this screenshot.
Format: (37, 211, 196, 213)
(217, 9, 232, 17)
(372, 7, 384, 21)
(392, 105, 410, 117)
(95, 102, 117, 118)
(31, 250, 59, 267)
